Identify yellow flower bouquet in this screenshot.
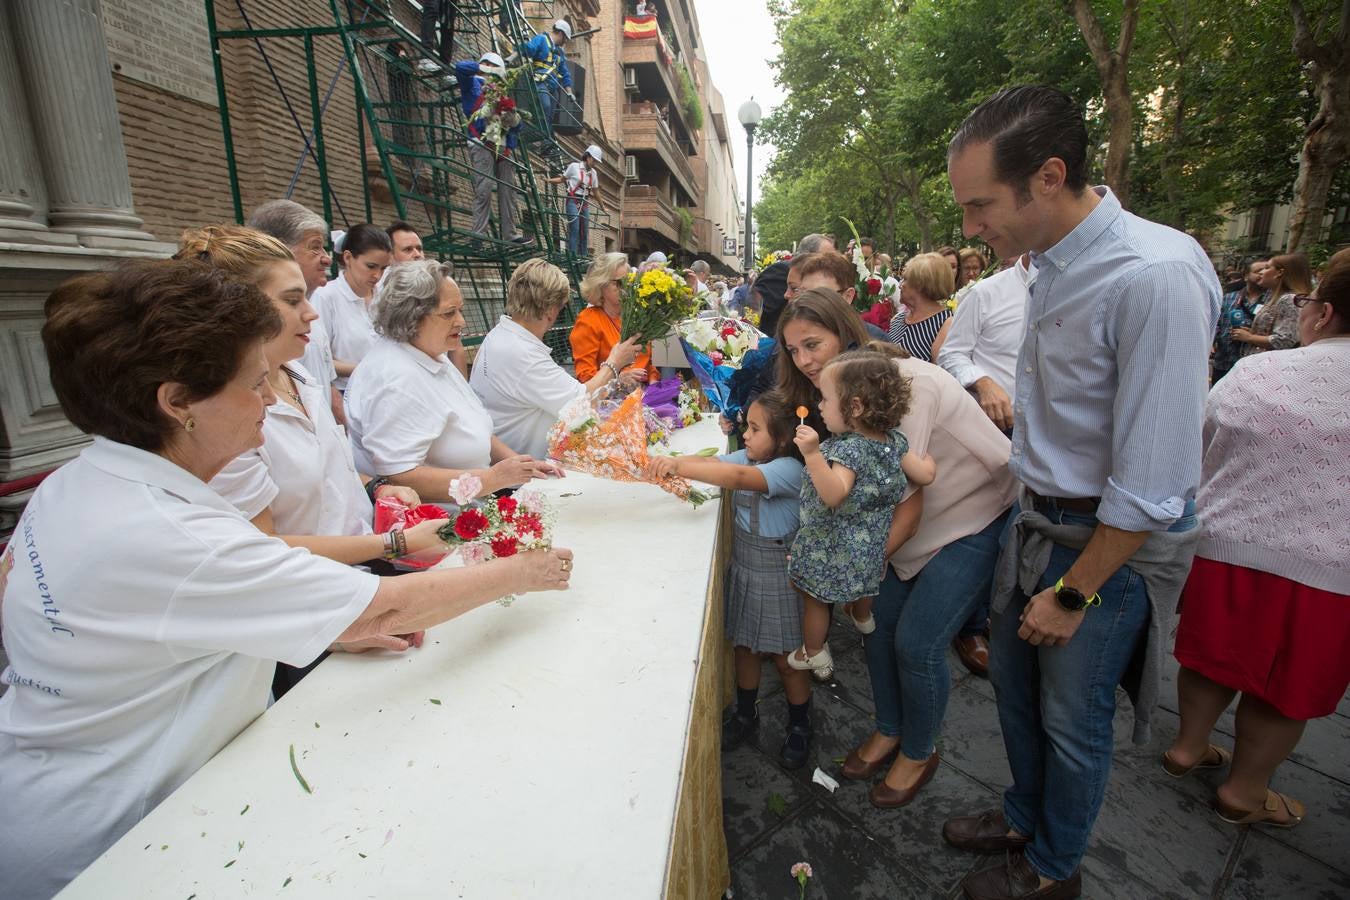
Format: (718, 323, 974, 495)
(620, 265, 702, 344)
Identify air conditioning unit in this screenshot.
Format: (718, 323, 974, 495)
(623, 67, 638, 93)
(624, 155, 639, 180)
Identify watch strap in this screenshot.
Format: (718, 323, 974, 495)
(1054, 577, 1100, 609)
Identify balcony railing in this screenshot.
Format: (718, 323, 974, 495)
(623, 102, 698, 199)
(624, 183, 682, 245)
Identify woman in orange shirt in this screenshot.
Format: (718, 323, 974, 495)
(569, 252, 658, 384)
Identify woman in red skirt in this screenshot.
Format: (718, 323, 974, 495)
(1165, 249, 1350, 828)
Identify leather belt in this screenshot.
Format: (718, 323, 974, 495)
(1026, 489, 1100, 514)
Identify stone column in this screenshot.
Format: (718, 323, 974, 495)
(0, 9, 75, 245)
(8, 0, 157, 248)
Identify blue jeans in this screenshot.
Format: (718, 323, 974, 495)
(863, 511, 1008, 762)
(992, 500, 1197, 881)
(533, 84, 556, 141)
(566, 197, 589, 255)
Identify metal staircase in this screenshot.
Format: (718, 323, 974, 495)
(206, 0, 607, 361)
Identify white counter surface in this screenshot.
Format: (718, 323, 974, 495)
(61, 420, 726, 899)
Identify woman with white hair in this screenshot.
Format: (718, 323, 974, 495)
(568, 251, 658, 384)
(345, 260, 561, 501)
(472, 259, 640, 458)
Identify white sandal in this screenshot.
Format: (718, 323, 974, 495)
(788, 644, 834, 679)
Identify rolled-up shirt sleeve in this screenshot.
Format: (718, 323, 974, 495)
(936, 285, 986, 388)
(1100, 261, 1216, 531)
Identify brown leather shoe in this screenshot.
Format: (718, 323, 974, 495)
(961, 851, 1081, 899)
(841, 741, 901, 780)
(942, 808, 1032, 852)
(954, 634, 991, 678)
(869, 753, 939, 808)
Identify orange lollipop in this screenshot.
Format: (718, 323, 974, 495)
(796, 405, 809, 425)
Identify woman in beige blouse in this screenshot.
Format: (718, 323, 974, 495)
(1232, 252, 1310, 355)
(776, 288, 1018, 808)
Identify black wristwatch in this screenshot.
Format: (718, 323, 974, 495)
(365, 476, 389, 502)
(1053, 577, 1100, 612)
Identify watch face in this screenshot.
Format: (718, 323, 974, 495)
(1055, 587, 1087, 612)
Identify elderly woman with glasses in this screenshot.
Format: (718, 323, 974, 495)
(1163, 249, 1350, 829)
(345, 260, 561, 502)
(568, 252, 657, 385)
(472, 258, 640, 458)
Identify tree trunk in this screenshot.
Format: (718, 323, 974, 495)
(1069, 0, 1139, 208)
(1287, 0, 1350, 253)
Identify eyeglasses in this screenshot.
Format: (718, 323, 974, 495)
(610, 278, 624, 288)
(1291, 294, 1319, 308)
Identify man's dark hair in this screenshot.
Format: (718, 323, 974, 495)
(387, 220, 418, 238)
(949, 84, 1089, 203)
(859, 237, 875, 250)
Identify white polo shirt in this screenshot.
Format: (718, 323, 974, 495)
(312, 273, 378, 391)
(345, 337, 495, 478)
(0, 438, 377, 900)
(936, 259, 1035, 397)
(210, 363, 374, 536)
(299, 313, 338, 391)
(470, 315, 586, 459)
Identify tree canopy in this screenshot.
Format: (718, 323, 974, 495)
(755, 0, 1348, 263)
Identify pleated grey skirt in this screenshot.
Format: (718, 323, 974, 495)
(724, 524, 802, 654)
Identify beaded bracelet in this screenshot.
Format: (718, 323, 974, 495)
(601, 361, 620, 380)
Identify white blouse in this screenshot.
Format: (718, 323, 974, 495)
(0, 438, 376, 900)
(345, 338, 495, 479)
(210, 362, 374, 536)
(312, 273, 378, 391)
(470, 315, 586, 459)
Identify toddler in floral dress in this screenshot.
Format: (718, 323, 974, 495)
(788, 345, 936, 679)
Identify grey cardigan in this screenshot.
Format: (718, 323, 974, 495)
(992, 506, 1200, 744)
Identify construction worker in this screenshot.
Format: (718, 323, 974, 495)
(515, 18, 574, 148)
(455, 51, 529, 244)
(550, 144, 603, 256)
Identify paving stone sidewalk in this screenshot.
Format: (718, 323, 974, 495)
(722, 624, 1350, 899)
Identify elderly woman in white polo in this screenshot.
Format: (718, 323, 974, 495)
(0, 260, 574, 899)
(345, 260, 562, 500)
(470, 258, 640, 458)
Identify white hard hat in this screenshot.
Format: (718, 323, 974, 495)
(479, 51, 506, 76)
(552, 19, 572, 40)
(645, 251, 668, 264)
(585, 144, 602, 162)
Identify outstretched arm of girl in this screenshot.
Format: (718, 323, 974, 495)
(646, 455, 769, 492)
(901, 450, 938, 486)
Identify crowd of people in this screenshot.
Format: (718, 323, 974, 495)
(1, 82, 1346, 900)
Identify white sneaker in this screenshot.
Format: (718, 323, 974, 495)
(787, 644, 834, 679)
(415, 59, 442, 74)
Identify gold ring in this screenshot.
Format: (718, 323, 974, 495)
(560, 558, 572, 572)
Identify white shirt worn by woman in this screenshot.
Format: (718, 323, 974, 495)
(345, 337, 495, 477)
(299, 313, 338, 391)
(0, 438, 377, 900)
(312, 274, 378, 391)
(210, 362, 373, 535)
(470, 314, 586, 459)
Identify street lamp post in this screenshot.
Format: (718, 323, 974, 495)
(737, 98, 762, 274)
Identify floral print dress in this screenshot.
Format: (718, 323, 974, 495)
(789, 429, 910, 605)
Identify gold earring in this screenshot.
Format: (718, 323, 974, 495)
(184, 417, 195, 432)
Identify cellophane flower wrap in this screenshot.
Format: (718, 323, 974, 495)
(620, 265, 702, 344)
(428, 485, 557, 606)
(677, 315, 772, 417)
(373, 497, 452, 569)
(547, 388, 711, 505)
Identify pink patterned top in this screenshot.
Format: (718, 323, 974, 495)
(1196, 337, 1350, 594)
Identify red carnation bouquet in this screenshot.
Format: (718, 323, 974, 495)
(373, 479, 555, 597)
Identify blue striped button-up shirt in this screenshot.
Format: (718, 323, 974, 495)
(1011, 187, 1220, 532)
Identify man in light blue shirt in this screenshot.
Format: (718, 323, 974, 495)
(940, 86, 1219, 900)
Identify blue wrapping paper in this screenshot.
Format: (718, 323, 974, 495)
(679, 334, 776, 420)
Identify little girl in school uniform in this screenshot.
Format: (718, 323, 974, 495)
(788, 345, 937, 679)
(647, 391, 816, 769)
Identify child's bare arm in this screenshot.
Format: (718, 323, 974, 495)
(794, 423, 854, 507)
(901, 450, 938, 486)
(645, 455, 769, 492)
